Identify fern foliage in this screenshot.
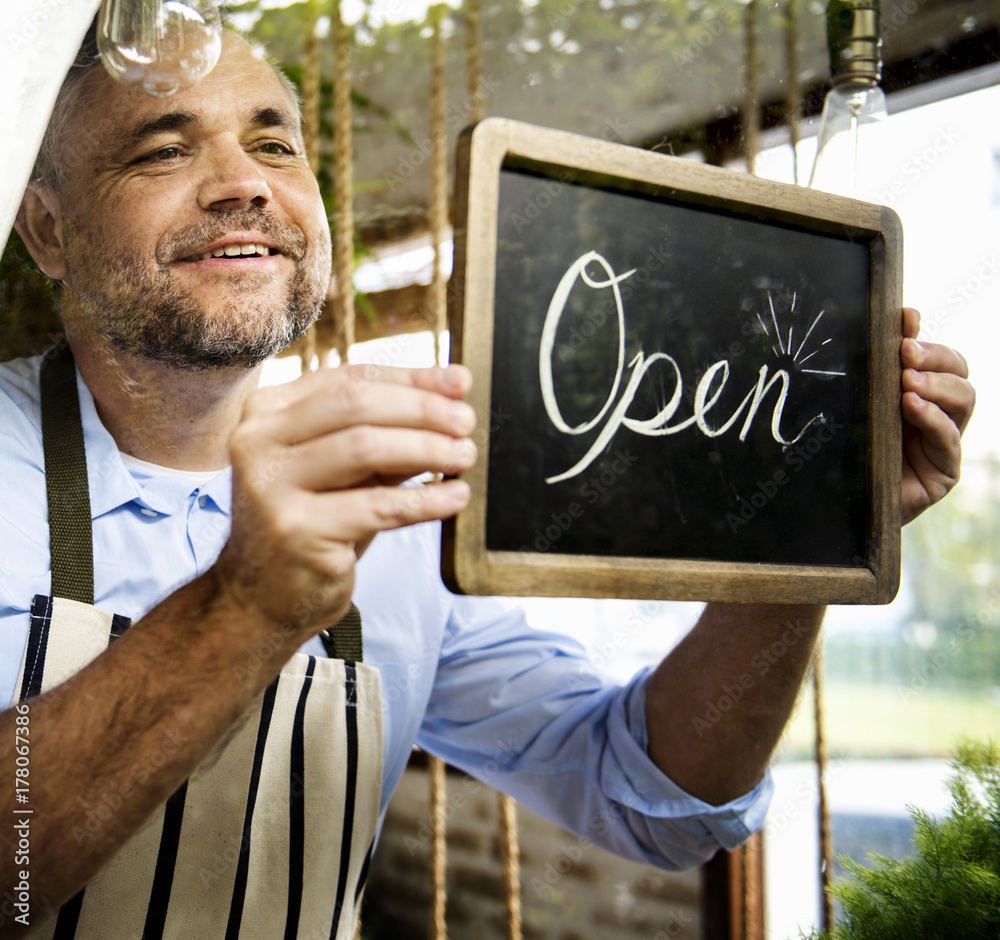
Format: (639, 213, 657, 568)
(801, 739, 1000, 940)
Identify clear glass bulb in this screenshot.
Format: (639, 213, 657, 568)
(808, 82, 889, 200)
(97, 0, 223, 98)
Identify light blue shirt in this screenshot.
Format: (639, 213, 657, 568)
(0, 353, 771, 870)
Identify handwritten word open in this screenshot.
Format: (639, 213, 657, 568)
(539, 251, 827, 484)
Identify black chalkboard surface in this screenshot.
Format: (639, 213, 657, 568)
(443, 118, 902, 605)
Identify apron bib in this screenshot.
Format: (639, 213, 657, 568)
(18, 346, 383, 940)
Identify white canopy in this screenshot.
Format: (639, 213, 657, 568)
(0, 0, 102, 255)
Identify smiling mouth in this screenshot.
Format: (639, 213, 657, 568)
(181, 243, 279, 262)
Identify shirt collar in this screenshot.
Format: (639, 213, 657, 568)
(76, 366, 233, 520)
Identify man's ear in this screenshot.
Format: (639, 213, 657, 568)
(14, 183, 67, 281)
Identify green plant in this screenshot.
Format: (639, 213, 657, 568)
(802, 739, 1000, 939)
(0, 229, 61, 361)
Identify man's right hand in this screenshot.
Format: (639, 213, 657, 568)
(0, 364, 476, 930)
(214, 363, 477, 637)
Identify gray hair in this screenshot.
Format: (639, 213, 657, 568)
(31, 23, 101, 188)
(32, 23, 303, 191)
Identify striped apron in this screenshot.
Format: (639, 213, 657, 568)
(18, 346, 384, 939)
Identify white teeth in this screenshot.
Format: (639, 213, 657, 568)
(192, 243, 271, 261)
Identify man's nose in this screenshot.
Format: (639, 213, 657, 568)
(197, 140, 274, 211)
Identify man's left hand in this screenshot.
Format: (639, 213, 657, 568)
(900, 306, 975, 525)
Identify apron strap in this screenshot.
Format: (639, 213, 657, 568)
(38, 343, 364, 661)
(320, 603, 364, 663)
(40, 343, 95, 606)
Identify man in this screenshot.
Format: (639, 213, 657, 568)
(0, 27, 974, 940)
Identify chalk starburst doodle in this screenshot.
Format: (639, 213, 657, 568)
(753, 289, 846, 380)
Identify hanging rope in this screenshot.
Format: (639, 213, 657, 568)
(425, 6, 521, 935)
(302, 0, 322, 174)
(784, 0, 803, 185)
(794, 0, 832, 913)
(298, 0, 323, 373)
(331, 0, 355, 359)
(743, 0, 760, 175)
(429, 755, 448, 940)
(742, 10, 764, 929)
(461, 5, 524, 931)
(813, 641, 835, 933)
(427, 15, 451, 923)
(428, 4, 449, 367)
(426, 15, 452, 930)
(498, 792, 523, 940)
(464, 0, 485, 124)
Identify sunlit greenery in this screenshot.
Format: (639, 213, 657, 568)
(801, 740, 1000, 940)
(780, 682, 1000, 760)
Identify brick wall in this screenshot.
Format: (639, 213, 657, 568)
(361, 758, 701, 940)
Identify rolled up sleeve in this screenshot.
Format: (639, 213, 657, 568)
(416, 594, 772, 871)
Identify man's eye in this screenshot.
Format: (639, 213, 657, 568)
(257, 141, 295, 156)
(143, 146, 183, 162)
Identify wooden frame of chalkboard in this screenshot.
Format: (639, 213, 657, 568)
(443, 117, 902, 605)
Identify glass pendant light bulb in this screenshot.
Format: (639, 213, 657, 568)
(808, 0, 888, 200)
(808, 83, 888, 198)
(97, 0, 223, 97)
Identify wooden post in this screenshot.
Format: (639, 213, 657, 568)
(701, 834, 765, 940)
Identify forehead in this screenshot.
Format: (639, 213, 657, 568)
(72, 35, 299, 148)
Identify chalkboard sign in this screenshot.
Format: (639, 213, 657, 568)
(442, 118, 902, 605)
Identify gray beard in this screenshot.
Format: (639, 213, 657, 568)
(63, 211, 328, 371)
(84, 256, 320, 371)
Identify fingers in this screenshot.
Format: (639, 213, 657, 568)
(901, 390, 963, 483)
(290, 427, 477, 491)
(901, 335, 970, 380)
(901, 426, 960, 527)
(310, 478, 472, 543)
(280, 361, 473, 402)
(899, 308, 974, 435)
(220, 363, 477, 635)
(246, 363, 473, 442)
(896, 308, 976, 524)
(234, 362, 478, 492)
(256, 478, 472, 559)
(901, 364, 975, 434)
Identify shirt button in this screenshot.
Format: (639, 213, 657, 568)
(198, 494, 209, 509)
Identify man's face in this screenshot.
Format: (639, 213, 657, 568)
(51, 34, 331, 370)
